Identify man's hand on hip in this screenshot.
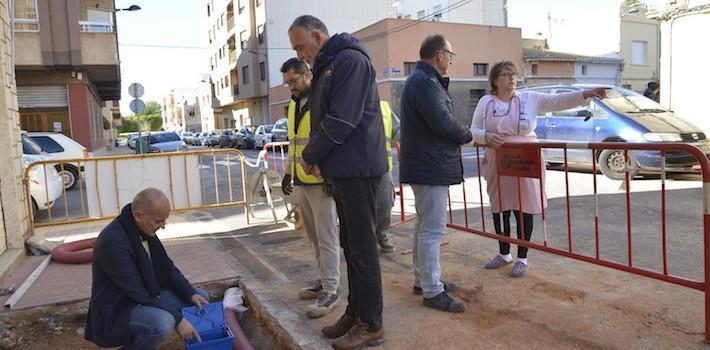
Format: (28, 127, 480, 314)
(177, 318, 202, 343)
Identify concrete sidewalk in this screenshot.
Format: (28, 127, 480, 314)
(1, 203, 708, 349)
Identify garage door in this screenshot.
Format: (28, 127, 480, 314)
(17, 85, 68, 109)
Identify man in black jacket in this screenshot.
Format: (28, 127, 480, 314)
(289, 15, 387, 350)
(400, 35, 472, 313)
(85, 188, 208, 349)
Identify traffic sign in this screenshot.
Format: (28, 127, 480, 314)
(130, 99, 146, 115)
(128, 83, 144, 99)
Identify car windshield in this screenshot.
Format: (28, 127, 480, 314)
(149, 132, 181, 144)
(22, 134, 43, 154)
(602, 87, 668, 113)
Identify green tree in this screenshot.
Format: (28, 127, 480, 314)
(623, 0, 640, 7)
(117, 101, 164, 133)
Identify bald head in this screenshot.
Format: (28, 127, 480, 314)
(133, 188, 170, 215)
(131, 188, 170, 236)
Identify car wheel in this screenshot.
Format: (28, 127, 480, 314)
(598, 149, 639, 180)
(56, 164, 78, 190)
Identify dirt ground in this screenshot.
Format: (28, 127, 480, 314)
(0, 299, 280, 350)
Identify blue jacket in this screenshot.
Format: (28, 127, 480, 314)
(399, 61, 473, 185)
(302, 33, 388, 179)
(85, 204, 197, 347)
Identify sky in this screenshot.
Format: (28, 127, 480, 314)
(114, 0, 644, 115)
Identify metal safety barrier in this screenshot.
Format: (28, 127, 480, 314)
(445, 141, 710, 340)
(23, 149, 249, 231)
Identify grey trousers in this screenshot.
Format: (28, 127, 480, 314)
(295, 185, 340, 293)
(411, 184, 449, 298)
(375, 172, 395, 240)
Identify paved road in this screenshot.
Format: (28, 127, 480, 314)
(34, 144, 706, 281)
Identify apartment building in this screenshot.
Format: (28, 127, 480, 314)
(619, 3, 660, 92)
(1, 0, 31, 276)
(394, 0, 507, 25)
(162, 87, 204, 133)
(13, 0, 121, 152)
(207, 0, 406, 129)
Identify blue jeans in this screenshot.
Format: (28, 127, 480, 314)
(411, 185, 448, 299)
(123, 288, 208, 350)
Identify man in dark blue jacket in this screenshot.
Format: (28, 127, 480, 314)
(289, 15, 387, 350)
(400, 35, 472, 313)
(85, 188, 208, 349)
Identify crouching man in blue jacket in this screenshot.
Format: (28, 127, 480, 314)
(85, 188, 208, 349)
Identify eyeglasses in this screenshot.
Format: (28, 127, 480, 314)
(282, 75, 303, 87)
(439, 49, 456, 61)
(499, 72, 518, 79)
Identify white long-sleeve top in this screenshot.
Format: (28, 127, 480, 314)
(470, 90, 587, 143)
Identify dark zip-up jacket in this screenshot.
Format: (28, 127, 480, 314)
(85, 204, 197, 347)
(399, 61, 473, 185)
(301, 33, 388, 179)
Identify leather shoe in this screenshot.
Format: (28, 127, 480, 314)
(423, 291, 465, 313)
(332, 320, 384, 350)
(322, 313, 356, 339)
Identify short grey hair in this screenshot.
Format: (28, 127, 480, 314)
(289, 15, 329, 37)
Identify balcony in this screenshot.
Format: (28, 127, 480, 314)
(80, 31, 119, 65)
(79, 21, 115, 33)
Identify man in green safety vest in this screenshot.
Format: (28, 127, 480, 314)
(280, 58, 341, 318)
(375, 101, 396, 253)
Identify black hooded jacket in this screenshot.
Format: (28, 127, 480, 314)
(301, 33, 388, 179)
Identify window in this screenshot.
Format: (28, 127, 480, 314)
(473, 63, 488, 76)
(210, 57, 214, 70)
(207, 3, 211, 17)
(81, 10, 114, 32)
(30, 136, 64, 153)
(417, 10, 426, 19)
(256, 0, 262, 6)
(632, 41, 647, 65)
(260, 62, 266, 81)
(240, 30, 248, 49)
(242, 66, 249, 84)
(220, 14, 225, 27)
(531, 63, 538, 76)
(581, 64, 588, 76)
(257, 24, 264, 44)
(13, 0, 39, 31)
(404, 62, 416, 75)
(208, 30, 213, 44)
(238, 0, 245, 13)
(432, 5, 442, 21)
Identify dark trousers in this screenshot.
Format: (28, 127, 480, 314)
(492, 210, 533, 258)
(333, 176, 383, 332)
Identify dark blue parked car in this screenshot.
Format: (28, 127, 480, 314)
(521, 84, 710, 179)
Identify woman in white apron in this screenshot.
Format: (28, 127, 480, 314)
(470, 61, 607, 277)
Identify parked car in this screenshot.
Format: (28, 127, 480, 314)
(27, 132, 88, 190)
(235, 126, 256, 149)
(520, 84, 710, 179)
(22, 147, 63, 216)
(147, 131, 187, 153)
(271, 118, 288, 143)
(182, 132, 196, 145)
(127, 133, 139, 149)
(193, 131, 208, 146)
(219, 129, 237, 148)
(254, 124, 273, 149)
(207, 131, 221, 147)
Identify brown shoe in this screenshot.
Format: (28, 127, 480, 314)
(322, 313, 356, 339)
(332, 321, 385, 350)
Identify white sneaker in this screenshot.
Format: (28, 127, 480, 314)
(306, 292, 340, 318)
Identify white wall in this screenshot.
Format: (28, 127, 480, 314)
(658, 11, 710, 133)
(574, 62, 621, 85)
(265, 0, 394, 89)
